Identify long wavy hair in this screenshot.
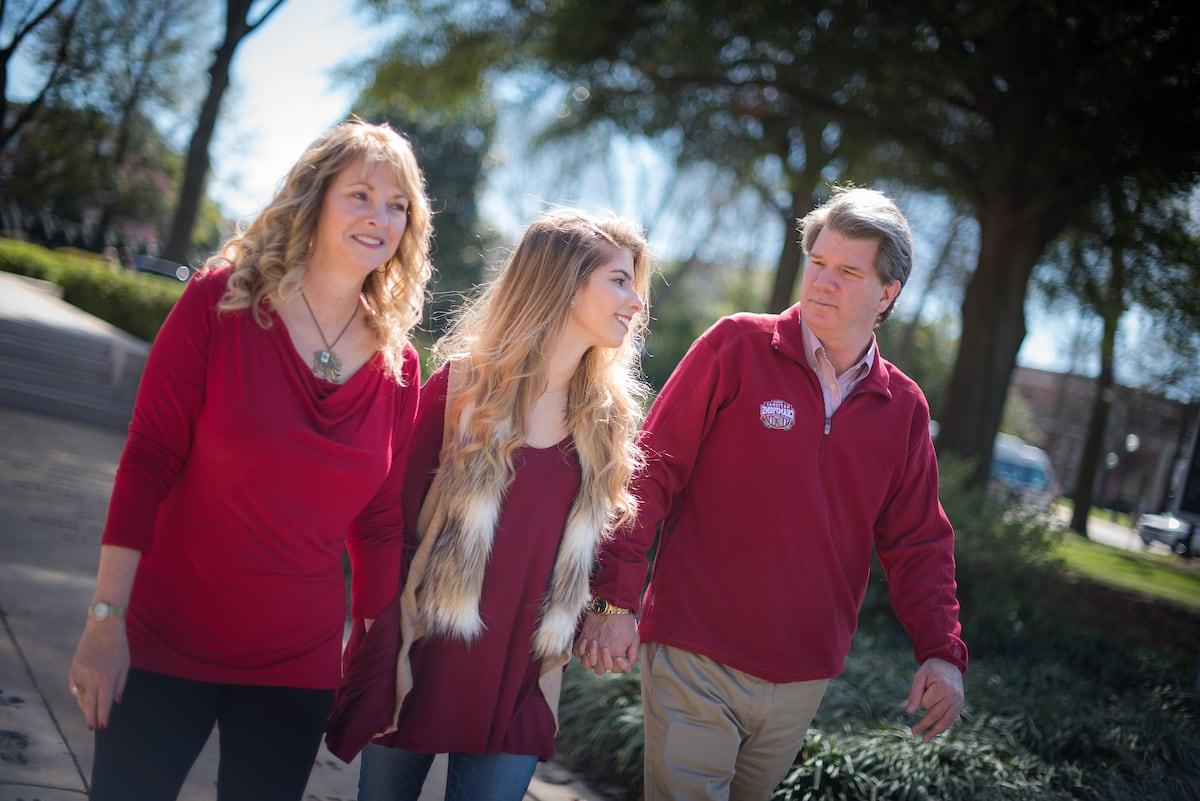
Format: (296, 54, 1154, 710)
(434, 209, 653, 532)
(206, 119, 433, 381)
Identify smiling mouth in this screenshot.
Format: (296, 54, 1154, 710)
(614, 314, 631, 330)
(351, 234, 384, 247)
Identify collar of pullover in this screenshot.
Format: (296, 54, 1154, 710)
(771, 303, 893, 401)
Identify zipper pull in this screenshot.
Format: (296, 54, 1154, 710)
(824, 418, 831, 435)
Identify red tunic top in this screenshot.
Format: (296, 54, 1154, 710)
(327, 365, 577, 760)
(100, 267, 419, 689)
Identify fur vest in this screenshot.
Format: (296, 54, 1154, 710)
(388, 363, 613, 730)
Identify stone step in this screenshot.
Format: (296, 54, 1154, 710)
(0, 319, 114, 361)
(0, 334, 113, 384)
(0, 353, 121, 400)
(0, 377, 132, 430)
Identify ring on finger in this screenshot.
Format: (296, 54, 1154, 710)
(71, 683, 85, 696)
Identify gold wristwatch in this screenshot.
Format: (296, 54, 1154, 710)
(587, 596, 633, 615)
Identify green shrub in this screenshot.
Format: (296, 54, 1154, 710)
(858, 454, 1066, 658)
(557, 665, 645, 792)
(0, 237, 66, 281)
(0, 238, 184, 341)
(554, 470, 1200, 800)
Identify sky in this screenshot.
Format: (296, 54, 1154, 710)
(9, 0, 1072, 374)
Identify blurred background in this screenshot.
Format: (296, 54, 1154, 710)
(2, 1, 1200, 799)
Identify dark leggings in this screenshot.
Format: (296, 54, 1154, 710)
(90, 667, 333, 801)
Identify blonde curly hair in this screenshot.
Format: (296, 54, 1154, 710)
(207, 119, 433, 381)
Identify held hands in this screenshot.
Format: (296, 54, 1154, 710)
(573, 613, 639, 676)
(68, 620, 130, 731)
(906, 657, 965, 742)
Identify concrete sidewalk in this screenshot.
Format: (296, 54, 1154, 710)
(0, 274, 607, 800)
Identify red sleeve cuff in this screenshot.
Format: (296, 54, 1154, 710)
(916, 635, 968, 673)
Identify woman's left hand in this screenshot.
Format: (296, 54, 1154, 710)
(69, 619, 130, 731)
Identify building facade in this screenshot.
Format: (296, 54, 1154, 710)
(1008, 367, 1198, 514)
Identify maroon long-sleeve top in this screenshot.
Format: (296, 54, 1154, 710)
(326, 365, 575, 760)
(100, 267, 419, 689)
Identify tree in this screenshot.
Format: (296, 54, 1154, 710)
(164, 0, 286, 265)
(2, 0, 212, 251)
(0, 0, 82, 150)
(1037, 183, 1200, 537)
(370, 0, 1200, 484)
(27, 0, 206, 247)
(548, 1, 1200, 483)
(4, 101, 185, 248)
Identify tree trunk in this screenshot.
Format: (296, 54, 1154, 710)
(766, 188, 808, 313)
(936, 201, 1061, 485)
(1069, 320, 1118, 537)
(164, 0, 293, 264)
(163, 13, 244, 264)
(1069, 194, 1128, 536)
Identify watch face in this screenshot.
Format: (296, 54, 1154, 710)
(588, 597, 605, 614)
(91, 602, 110, 620)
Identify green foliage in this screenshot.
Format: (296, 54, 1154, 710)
(642, 258, 769, 391)
(555, 475, 1200, 799)
(0, 238, 183, 341)
(3, 101, 186, 250)
(936, 456, 1064, 651)
(857, 455, 1065, 655)
(876, 313, 959, 419)
(557, 667, 645, 789)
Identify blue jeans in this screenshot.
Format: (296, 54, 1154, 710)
(359, 743, 538, 801)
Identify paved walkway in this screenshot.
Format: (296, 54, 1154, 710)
(0, 275, 606, 800)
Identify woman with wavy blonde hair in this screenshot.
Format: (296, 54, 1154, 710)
(69, 119, 432, 801)
(325, 209, 652, 800)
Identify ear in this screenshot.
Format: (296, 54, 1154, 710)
(876, 280, 901, 314)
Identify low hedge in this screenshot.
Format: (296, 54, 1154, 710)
(0, 238, 184, 342)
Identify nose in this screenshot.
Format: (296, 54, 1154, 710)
(366, 200, 387, 227)
(626, 288, 644, 314)
(811, 266, 837, 291)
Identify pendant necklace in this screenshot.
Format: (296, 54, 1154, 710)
(300, 289, 358, 382)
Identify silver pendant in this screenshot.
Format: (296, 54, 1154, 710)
(312, 349, 342, 382)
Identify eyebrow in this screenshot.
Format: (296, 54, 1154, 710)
(610, 268, 633, 280)
(811, 253, 863, 272)
(345, 180, 409, 200)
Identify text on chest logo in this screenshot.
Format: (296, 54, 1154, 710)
(760, 399, 796, 431)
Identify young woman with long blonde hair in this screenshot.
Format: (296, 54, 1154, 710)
(69, 119, 432, 801)
(325, 209, 652, 800)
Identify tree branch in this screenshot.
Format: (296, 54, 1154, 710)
(247, 0, 286, 32)
(0, 0, 67, 59)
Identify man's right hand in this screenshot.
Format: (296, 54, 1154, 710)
(573, 612, 639, 676)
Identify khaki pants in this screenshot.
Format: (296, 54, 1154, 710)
(641, 643, 828, 801)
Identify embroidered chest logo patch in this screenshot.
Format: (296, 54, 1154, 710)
(760, 399, 795, 430)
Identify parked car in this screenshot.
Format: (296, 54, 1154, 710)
(989, 433, 1059, 510)
(1138, 511, 1196, 555)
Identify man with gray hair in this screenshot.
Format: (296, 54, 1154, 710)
(577, 187, 967, 800)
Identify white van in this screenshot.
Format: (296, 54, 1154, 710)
(989, 433, 1059, 510)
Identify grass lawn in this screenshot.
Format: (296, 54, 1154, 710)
(1052, 497, 1134, 529)
(1056, 532, 1200, 611)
